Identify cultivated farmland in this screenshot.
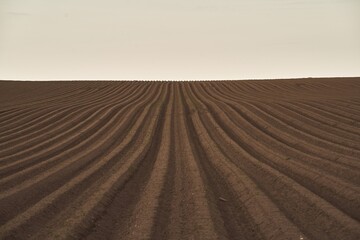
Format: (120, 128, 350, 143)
(0, 78, 359, 240)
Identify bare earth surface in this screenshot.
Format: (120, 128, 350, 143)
(0, 78, 359, 240)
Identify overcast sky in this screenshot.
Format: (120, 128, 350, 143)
(0, 0, 359, 80)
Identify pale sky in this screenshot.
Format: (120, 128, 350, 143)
(0, 0, 359, 80)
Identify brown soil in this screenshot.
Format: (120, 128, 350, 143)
(0, 78, 359, 240)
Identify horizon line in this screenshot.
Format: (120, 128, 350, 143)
(1, 76, 359, 82)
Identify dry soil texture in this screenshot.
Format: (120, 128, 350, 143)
(0, 78, 359, 240)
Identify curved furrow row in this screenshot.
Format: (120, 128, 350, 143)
(75, 83, 173, 240)
(183, 83, 305, 240)
(0, 106, 105, 149)
(222, 82, 277, 102)
(48, 83, 131, 108)
(0, 83, 128, 131)
(0, 106, 30, 117)
(205, 82, 359, 152)
(208, 82, 258, 102)
(0, 106, 112, 179)
(0, 83, 134, 135)
(0, 107, 42, 124)
(0, 86, 107, 131)
(0, 84, 147, 157)
(188, 83, 360, 239)
(0, 84, 85, 110)
(337, 99, 360, 110)
(275, 103, 360, 142)
(323, 101, 360, 118)
(221, 79, 359, 103)
(250, 82, 317, 100)
(192, 84, 360, 218)
(241, 103, 360, 175)
(0, 107, 97, 151)
(105, 84, 176, 240)
(1, 83, 109, 109)
(0, 84, 158, 193)
(203, 85, 360, 167)
(220, 81, 308, 102)
(305, 102, 360, 122)
(49, 84, 122, 107)
(0, 83, 151, 159)
(0, 106, 66, 134)
(253, 102, 360, 151)
(0, 83, 165, 239)
(281, 102, 360, 137)
(152, 84, 221, 240)
(251, 103, 360, 156)
(198, 85, 360, 182)
(0, 106, 91, 144)
(0, 84, 137, 147)
(296, 103, 360, 133)
(330, 101, 360, 116)
(11, 87, 98, 108)
(27, 83, 169, 240)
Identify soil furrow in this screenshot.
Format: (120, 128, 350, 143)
(0, 79, 359, 240)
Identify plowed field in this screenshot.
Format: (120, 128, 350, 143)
(0, 78, 359, 240)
